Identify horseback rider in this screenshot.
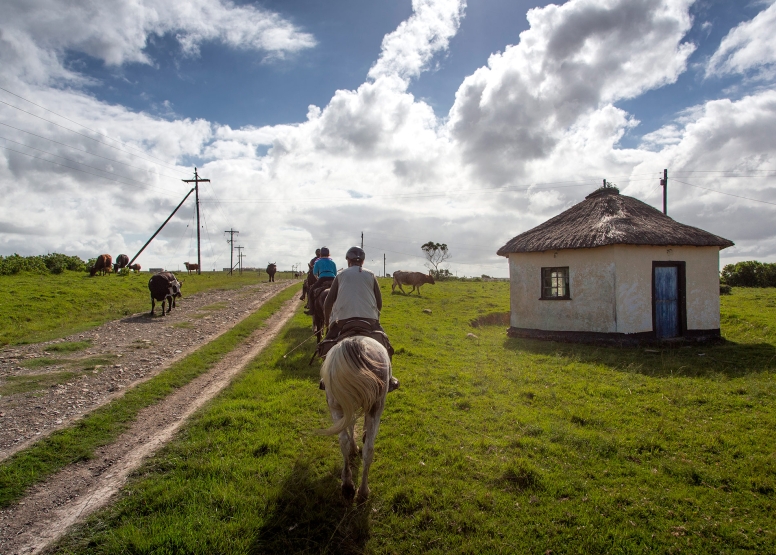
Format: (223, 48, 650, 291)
(301, 248, 321, 303)
(305, 246, 336, 315)
(318, 246, 398, 391)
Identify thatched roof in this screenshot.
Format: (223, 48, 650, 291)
(497, 186, 734, 256)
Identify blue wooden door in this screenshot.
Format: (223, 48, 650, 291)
(654, 266, 679, 338)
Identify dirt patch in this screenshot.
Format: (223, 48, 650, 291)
(0, 296, 302, 555)
(0, 280, 297, 462)
(470, 312, 510, 328)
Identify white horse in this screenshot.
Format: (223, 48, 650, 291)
(320, 336, 391, 503)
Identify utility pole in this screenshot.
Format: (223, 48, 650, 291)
(235, 246, 245, 275)
(182, 167, 210, 275)
(660, 169, 668, 215)
(361, 231, 364, 249)
(384, 253, 386, 277)
(224, 228, 239, 275)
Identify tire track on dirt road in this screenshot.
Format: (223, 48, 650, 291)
(0, 297, 303, 555)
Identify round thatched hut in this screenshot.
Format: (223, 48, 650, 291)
(496, 185, 734, 343)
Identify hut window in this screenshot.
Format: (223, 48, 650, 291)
(541, 267, 570, 299)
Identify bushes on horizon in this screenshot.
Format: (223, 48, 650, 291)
(0, 253, 88, 275)
(720, 261, 776, 288)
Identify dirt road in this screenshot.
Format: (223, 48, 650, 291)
(0, 280, 295, 461)
(0, 291, 302, 555)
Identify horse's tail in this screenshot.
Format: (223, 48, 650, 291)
(319, 336, 391, 436)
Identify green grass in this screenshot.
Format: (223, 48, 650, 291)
(0, 283, 301, 508)
(47, 341, 92, 353)
(0, 270, 285, 346)
(0, 370, 84, 396)
(51, 282, 776, 554)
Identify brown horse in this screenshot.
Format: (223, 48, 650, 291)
(312, 287, 330, 343)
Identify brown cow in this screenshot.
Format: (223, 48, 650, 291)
(391, 270, 435, 295)
(113, 254, 129, 273)
(148, 271, 182, 316)
(184, 262, 199, 274)
(128, 263, 141, 273)
(90, 254, 113, 277)
(266, 263, 277, 282)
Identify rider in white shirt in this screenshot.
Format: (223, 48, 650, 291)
(322, 246, 398, 391)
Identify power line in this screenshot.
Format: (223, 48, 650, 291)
(672, 179, 776, 207)
(364, 242, 504, 266)
(1, 145, 177, 193)
(0, 98, 183, 173)
(0, 86, 186, 173)
(0, 136, 179, 193)
(0, 121, 185, 181)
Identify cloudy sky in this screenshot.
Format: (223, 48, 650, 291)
(1, 0, 774, 276)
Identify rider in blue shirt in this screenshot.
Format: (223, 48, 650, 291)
(306, 247, 337, 315)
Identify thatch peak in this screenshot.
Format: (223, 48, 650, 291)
(497, 188, 734, 256)
(585, 184, 619, 199)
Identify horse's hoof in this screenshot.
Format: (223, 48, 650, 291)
(356, 488, 370, 504)
(342, 483, 356, 501)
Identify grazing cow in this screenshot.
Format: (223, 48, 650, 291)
(266, 263, 277, 282)
(90, 254, 113, 277)
(128, 263, 141, 273)
(148, 271, 182, 316)
(391, 270, 436, 295)
(184, 262, 199, 274)
(113, 254, 129, 273)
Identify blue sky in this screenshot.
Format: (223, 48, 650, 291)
(1, 0, 775, 275)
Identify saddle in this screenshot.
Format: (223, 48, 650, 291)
(311, 318, 399, 392)
(312, 318, 394, 362)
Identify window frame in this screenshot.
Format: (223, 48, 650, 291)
(540, 266, 571, 300)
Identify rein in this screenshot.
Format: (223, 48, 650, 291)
(282, 332, 319, 359)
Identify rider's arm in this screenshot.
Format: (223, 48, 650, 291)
(324, 275, 340, 325)
(373, 276, 382, 312)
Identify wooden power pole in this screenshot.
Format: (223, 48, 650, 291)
(224, 228, 239, 275)
(182, 167, 210, 274)
(660, 169, 668, 215)
(235, 246, 244, 274)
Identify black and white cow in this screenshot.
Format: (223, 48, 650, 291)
(148, 271, 182, 316)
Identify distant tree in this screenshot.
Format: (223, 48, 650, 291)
(720, 261, 776, 287)
(421, 241, 450, 277)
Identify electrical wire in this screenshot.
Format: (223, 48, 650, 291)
(672, 179, 776, 207)
(0, 135, 180, 193)
(1, 145, 177, 193)
(0, 86, 186, 173)
(0, 121, 186, 181)
(0, 98, 184, 173)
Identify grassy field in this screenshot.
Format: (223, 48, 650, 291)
(0, 270, 288, 346)
(47, 281, 776, 554)
(0, 284, 301, 508)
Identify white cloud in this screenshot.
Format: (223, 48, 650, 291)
(447, 0, 695, 184)
(707, 1, 776, 78)
(2, 0, 776, 276)
(0, 0, 315, 86)
(368, 0, 466, 84)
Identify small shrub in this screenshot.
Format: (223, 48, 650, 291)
(0, 253, 87, 275)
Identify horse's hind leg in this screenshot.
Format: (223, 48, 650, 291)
(328, 397, 356, 501)
(357, 400, 385, 503)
